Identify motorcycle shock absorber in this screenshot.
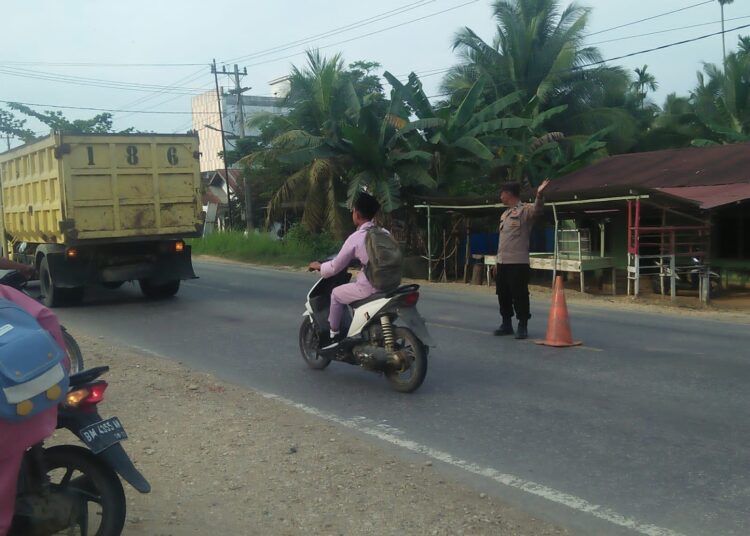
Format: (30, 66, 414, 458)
(380, 315, 395, 352)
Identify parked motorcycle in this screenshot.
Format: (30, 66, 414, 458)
(651, 257, 722, 298)
(10, 365, 150, 536)
(300, 265, 434, 393)
(0, 270, 84, 374)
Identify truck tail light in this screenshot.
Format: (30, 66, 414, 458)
(174, 241, 185, 253)
(66, 247, 78, 258)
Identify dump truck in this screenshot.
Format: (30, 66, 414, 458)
(0, 132, 204, 306)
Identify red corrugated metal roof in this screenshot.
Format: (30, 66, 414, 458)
(547, 143, 750, 195)
(657, 183, 750, 209)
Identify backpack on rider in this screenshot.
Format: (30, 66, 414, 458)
(0, 299, 68, 423)
(364, 226, 403, 292)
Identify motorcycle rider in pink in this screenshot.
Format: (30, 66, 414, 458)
(0, 281, 68, 536)
(308, 192, 382, 350)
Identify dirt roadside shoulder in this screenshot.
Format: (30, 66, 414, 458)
(64, 334, 571, 536)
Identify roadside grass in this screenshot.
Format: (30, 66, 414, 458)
(188, 227, 340, 267)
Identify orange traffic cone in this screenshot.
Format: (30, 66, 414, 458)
(535, 275, 581, 347)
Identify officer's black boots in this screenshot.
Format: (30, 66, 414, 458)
(494, 318, 514, 336)
(515, 321, 528, 339)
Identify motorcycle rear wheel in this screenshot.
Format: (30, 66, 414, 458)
(15, 445, 126, 536)
(299, 318, 331, 370)
(384, 327, 428, 393)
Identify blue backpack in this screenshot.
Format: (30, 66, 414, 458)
(0, 299, 68, 422)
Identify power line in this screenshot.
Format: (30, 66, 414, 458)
(588, 14, 750, 47)
(0, 61, 205, 67)
(113, 68, 210, 117)
(579, 22, 750, 69)
(422, 22, 750, 99)
(242, 0, 480, 70)
(399, 11, 750, 81)
(9, 23, 749, 117)
(0, 99, 210, 115)
(583, 0, 715, 38)
(222, 0, 435, 64)
(0, 65, 208, 94)
(113, 83, 215, 128)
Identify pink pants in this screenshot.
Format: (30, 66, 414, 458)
(0, 286, 66, 536)
(329, 277, 377, 332)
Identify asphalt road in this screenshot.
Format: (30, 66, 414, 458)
(49, 260, 750, 536)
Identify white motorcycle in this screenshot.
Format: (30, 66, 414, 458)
(299, 265, 434, 393)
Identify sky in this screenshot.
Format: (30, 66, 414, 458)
(1, 0, 747, 141)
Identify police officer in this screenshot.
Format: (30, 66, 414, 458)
(494, 179, 549, 339)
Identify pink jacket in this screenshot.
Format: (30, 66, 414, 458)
(320, 221, 378, 292)
(0, 286, 67, 461)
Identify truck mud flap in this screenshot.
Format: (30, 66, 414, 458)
(45, 246, 197, 286)
(46, 254, 94, 287)
(146, 246, 197, 284)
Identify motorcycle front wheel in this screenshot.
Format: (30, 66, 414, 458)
(385, 327, 428, 393)
(62, 326, 84, 374)
(299, 318, 331, 370)
(37, 445, 126, 536)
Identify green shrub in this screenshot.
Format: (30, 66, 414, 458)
(284, 224, 340, 259)
(188, 228, 341, 267)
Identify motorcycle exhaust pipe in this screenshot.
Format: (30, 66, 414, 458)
(353, 346, 390, 371)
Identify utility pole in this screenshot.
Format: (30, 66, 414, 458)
(5, 134, 10, 152)
(231, 65, 250, 137)
(228, 64, 254, 233)
(211, 59, 233, 229)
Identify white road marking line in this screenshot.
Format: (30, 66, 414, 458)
(261, 391, 685, 536)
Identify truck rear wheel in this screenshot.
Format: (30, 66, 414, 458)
(139, 279, 180, 299)
(39, 257, 84, 307)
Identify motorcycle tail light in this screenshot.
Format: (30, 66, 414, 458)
(64, 381, 108, 408)
(85, 382, 108, 404)
(401, 292, 419, 307)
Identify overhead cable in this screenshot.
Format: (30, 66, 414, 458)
(222, 0, 435, 63)
(242, 0, 480, 69)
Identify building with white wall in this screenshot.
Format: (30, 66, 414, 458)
(191, 78, 289, 172)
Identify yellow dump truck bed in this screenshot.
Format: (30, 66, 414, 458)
(0, 133, 203, 245)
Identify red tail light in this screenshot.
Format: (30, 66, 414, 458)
(85, 382, 108, 404)
(65, 381, 108, 409)
(401, 292, 420, 307)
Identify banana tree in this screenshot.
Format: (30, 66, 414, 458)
(386, 72, 537, 194)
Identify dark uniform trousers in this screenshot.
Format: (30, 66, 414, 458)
(495, 263, 531, 322)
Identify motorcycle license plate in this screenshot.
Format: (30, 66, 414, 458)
(79, 417, 128, 454)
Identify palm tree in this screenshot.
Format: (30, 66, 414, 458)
(442, 0, 635, 155)
(738, 35, 750, 57)
(632, 65, 658, 110)
(690, 51, 750, 145)
(719, 0, 735, 66)
(243, 50, 360, 238)
(443, 0, 602, 105)
(284, 50, 361, 139)
(247, 55, 438, 237)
